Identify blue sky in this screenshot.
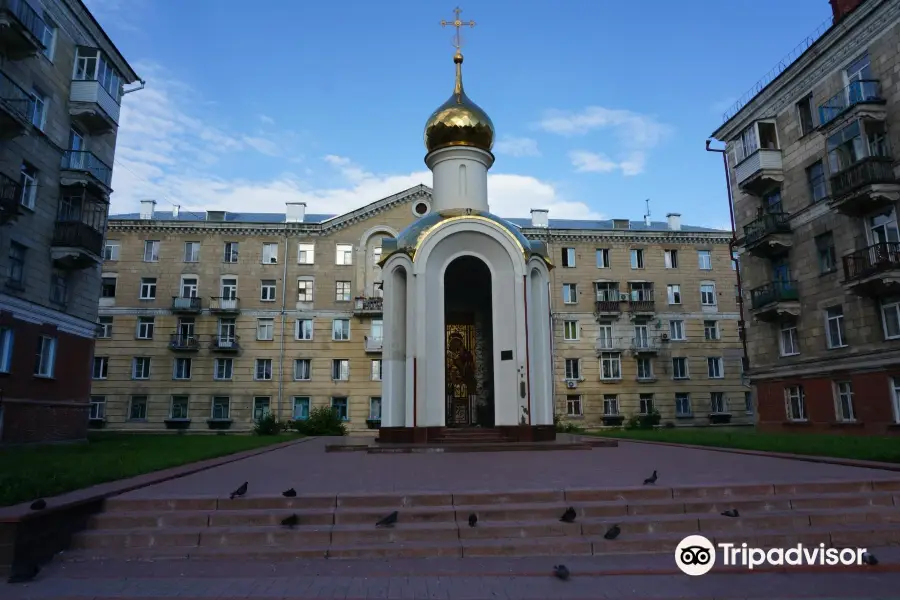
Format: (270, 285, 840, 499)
(85, 0, 834, 227)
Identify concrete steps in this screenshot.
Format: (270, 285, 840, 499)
(60, 479, 900, 562)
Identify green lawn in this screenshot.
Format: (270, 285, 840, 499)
(0, 433, 296, 507)
(591, 429, 900, 464)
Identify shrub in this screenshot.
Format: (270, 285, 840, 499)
(292, 406, 348, 436)
(554, 413, 585, 434)
(253, 413, 283, 436)
(624, 409, 661, 431)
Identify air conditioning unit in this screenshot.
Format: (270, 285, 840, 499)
(661, 333, 669, 341)
(565, 380, 577, 389)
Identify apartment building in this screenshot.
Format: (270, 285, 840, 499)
(90, 188, 748, 433)
(0, 0, 139, 443)
(711, 0, 900, 433)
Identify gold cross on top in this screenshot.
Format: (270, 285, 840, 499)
(441, 7, 475, 54)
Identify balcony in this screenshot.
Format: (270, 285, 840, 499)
(353, 296, 383, 316)
(818, 80, 886, 131)
(842, 242, 900, 297)
(630, 336, 661, 354)
(735, 149, 784, 195)
(595, 337, 624, 353)
(0, 0, 47, 60)
(364, 335, 383, 353)
(209, 297, 240, 313)
(171, 296, 202, 313)
(169, 334, 200, 352)
(0, 171, 21, 225)
(742, 207, 792, 258)
(749, 280, 800, 323)
(60, 150, 113, 196)
(51, 221, 103, 269)
(594, 298, 622, 318)
(0, 69, 30, 138)
(829, 157, 900, 217)
(69, 79, 121, 134)
(210, 335, 240, 352)
(626, 291, 654, 316)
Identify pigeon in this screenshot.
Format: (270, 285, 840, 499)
(29, 499, 46, 511)
(7, 564, 39, 584)
(553, 564, 570, 580)
(604, 524, 621, 540)
(281, 514, 299, 528)
(230, 482, 248, 500)
(376, 510, 398, 527)
(282, 488, 296, 498)
(862, 551, 878, 566)
(643, 470, 658, 485)
(721, 509, 740, 518)
(560, 507, 577, 523)
(468, 513, 477, 527)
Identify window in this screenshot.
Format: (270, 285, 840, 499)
(262, 242, 279, 264)
(704, 320, 719, 340)
(132, 357, 151, 379)
(780, 326, 800, 356)
(170, 396, 189, 420)
(596, 323, 614, 350)
(212, 396, 230, 420)
(636, 357, 653, 380)
(669, 320, 685, 340)
(335, 281, 351, 302)
(180, 241, 199, 262)
(675, 393, 692, 416)
(136, 316, 154, 339)
(700, 283, 716, 306)
(73, 47, 123, 102)
(744, 391, 754, 414)
(332, 319, 350, 341)
(0, 328, 11, 373)
(698, 250, 712, 270)
(223, 242, 239, 263)
(104, 241, 120, 261)
(92, 356, 107, 379)
(293, 397, 310, 420)
(217, 318, 236, 345)
(564, 358, 580, 380)
(563, 321, 578, 341)
(891, 377, 900, 423)
(296, 319, 314, 340)
(596, 248, 610, 268)
(332, 359, 350, 381)
(785, 385, 806, 421)
(173, 357, 192, 380)
(7, 242, 25, 286)
(797, 94, 814, 135)
(602, 394, 619, 415)
(19, 162, 36, 209)
(630, 249, 644, 269)
(371, 359, 383, 381)
(101, 277, 116, 298)
(98, 316, 113, 339)
(562, 283, 577, 304)
(335, 244, 353, 265)
(143, 240, 160, 262)
(562, 247, 575, 267)
(639, 394, 653, 414)
(566, 395, 583, 417)
(815, 232, 836, 273)
(672, 357, 689, 379)
(254, 358, 273, 380)
(219, 278, 238, 300)
(298, 243, 315, 264)
(666, 284, 681, 305)
(834, 381, 855, 422)
(89, 396, 105, 420)
(827, 119, 888, 174)
(297, 279, 314, 302)
(732, 251, 739, 271)
(139, 277, 157, 300)
(707, 357, 723, 379)
(595, 282, 618, 302)
(369, 396, 382, 420)
(600, 352, 621, 380)
(214, 358, 233, 381)
(41, 19, 57, 60)
(253, 397, 271, 421)
(331, 397, 349, 421)
(294, 359, 311, 381)
(128, 396, 147, 420)
(825, 305, 847, 348)
(260, 280, 277, 302)
(664, 249, 678, 269)
(807, 161, 827, 203)
(30, 88, 47, 129)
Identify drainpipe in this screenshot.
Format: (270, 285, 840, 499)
(705, 139, 751, 369)
(544, 225, 556, 422)
(278, 225, 289, 418)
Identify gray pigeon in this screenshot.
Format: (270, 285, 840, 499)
(560, 507, 576, 523)
(376, 510, 398, 527)
(862, 551, 878, 566)
(281, 514, 299, 528)
(643, 470, 657, 485)
(468, 513, 477, 527)
(230, 481, 248, 500)
(553, 564, 570, 580)
(282, 488, 296, 497)
(721, 509, 739, 518)
(29, 499, 46, 511)
(604, 524, 621, 540)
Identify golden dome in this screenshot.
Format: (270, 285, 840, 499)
(424, 52, 494, 154)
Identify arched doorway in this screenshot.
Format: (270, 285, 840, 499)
(444, 255, 494, 428)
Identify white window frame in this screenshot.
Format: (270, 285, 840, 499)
(260, 280, 277, 302)
(825, 305, 847, 349)
(672, 357, 689, 380)
(254, 358, 273, 381)
(128, 396, 147, 420)
(562, 283, 577, 304)
(103, 241, 120, 261)
(132, 356, 151, 380)
(19, 163, 36, 209)
(257, 318, 274, 341)
(371, 359, 382, 381)
(332, 358, 350, 381)
(91, 356, 107, 379)
(296, 318, 314, 340)
(666, 284, 681, 305)
(253, 397, 271, 421)
(331, 397, 349, 421)
(833, 381, 855, 422)
(780, 325, 800, 356)
(89, 395, 106, 420)
(710, 392, 727, 413)
(664, 249, 678, 269)
(882, 298, 900, 340)
(669, 320, 685, 340)
(297, 243, 315, 264)
(170, 396, 189, 420)
(332, 318, 350, 341)
(700, 283, 717, 306)
(335, 243, 353, 265)
(293, 396, 310, 420)
(630, 248, 644, 269)
(636, 357, 653, 380)
(707, 357, 724, 379)
(214, 357, 233, 381)
(262, 242, 279, 264)
(703, 320, 719, 340)
(335, 280, 352, 302)
(698, 250, 712, 270)
(211, 396, 230, 420)
(143, 240, 160, 262)
(595, 248, 609, 268)
(675, 393, 692, 416)
(369, 396, 382, 420)
(563, 320, 579, 341)
(602, 394, 619, 415)
(184, 241, 200, 262)
(294, 358, 312, 381)
(297, 278, 314, 302)
(136, 316, 154, 339)
(562, 247, 576, 267)
(223, 242, 239, 263)
(599, 352, 621, 380)
(566, 394, 583, 417)
(596, 323, 614, 350)
(139, 278, 157, 300)
(564, 358, 581, 380)
(891, 377, 900, 424)
(173, 357, 192, 380)
(784, 385, 807, 421)
(30, 88, 47, 130)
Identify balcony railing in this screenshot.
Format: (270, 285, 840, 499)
(60, 150, 112, 187)
(210, 335, 240, 351)
(169, 334, 200, 351)
(364, 335, 383, 352)
(743, 206, 791, 246)
(209, 297, 240, 312)
(51, 220, 103, 256)
(830, 156, 896, 199)
(0, 69, 31, 122)
(354, 296, 383, 313)
(631, 337, 660, 352)
(171, 296, 202, 312)
(0, 0, 48, 45)
(595, 337, 619, 351)
(749, 280, 799, 309)
(594, 299, 621, 313)
(842, 242, 900, 282)
(818, 79, 883, 127)
(627, 291, 654, 313)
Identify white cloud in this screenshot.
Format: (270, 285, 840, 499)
(569, 150, 646, 177)
(493, 136, 540, 157)
(258, 114, 276, 125)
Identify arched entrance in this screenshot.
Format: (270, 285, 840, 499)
(444, 255, 494, 427)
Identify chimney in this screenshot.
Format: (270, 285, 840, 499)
(644, 215, 651, 227)
(139, 199, 156, 220)
(830, 0, 864, 22)
(530, 208, 549, 228)
(667, 213, 682, 231)
(172, 205, 180, 218)
(286, 202, 306, 223)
